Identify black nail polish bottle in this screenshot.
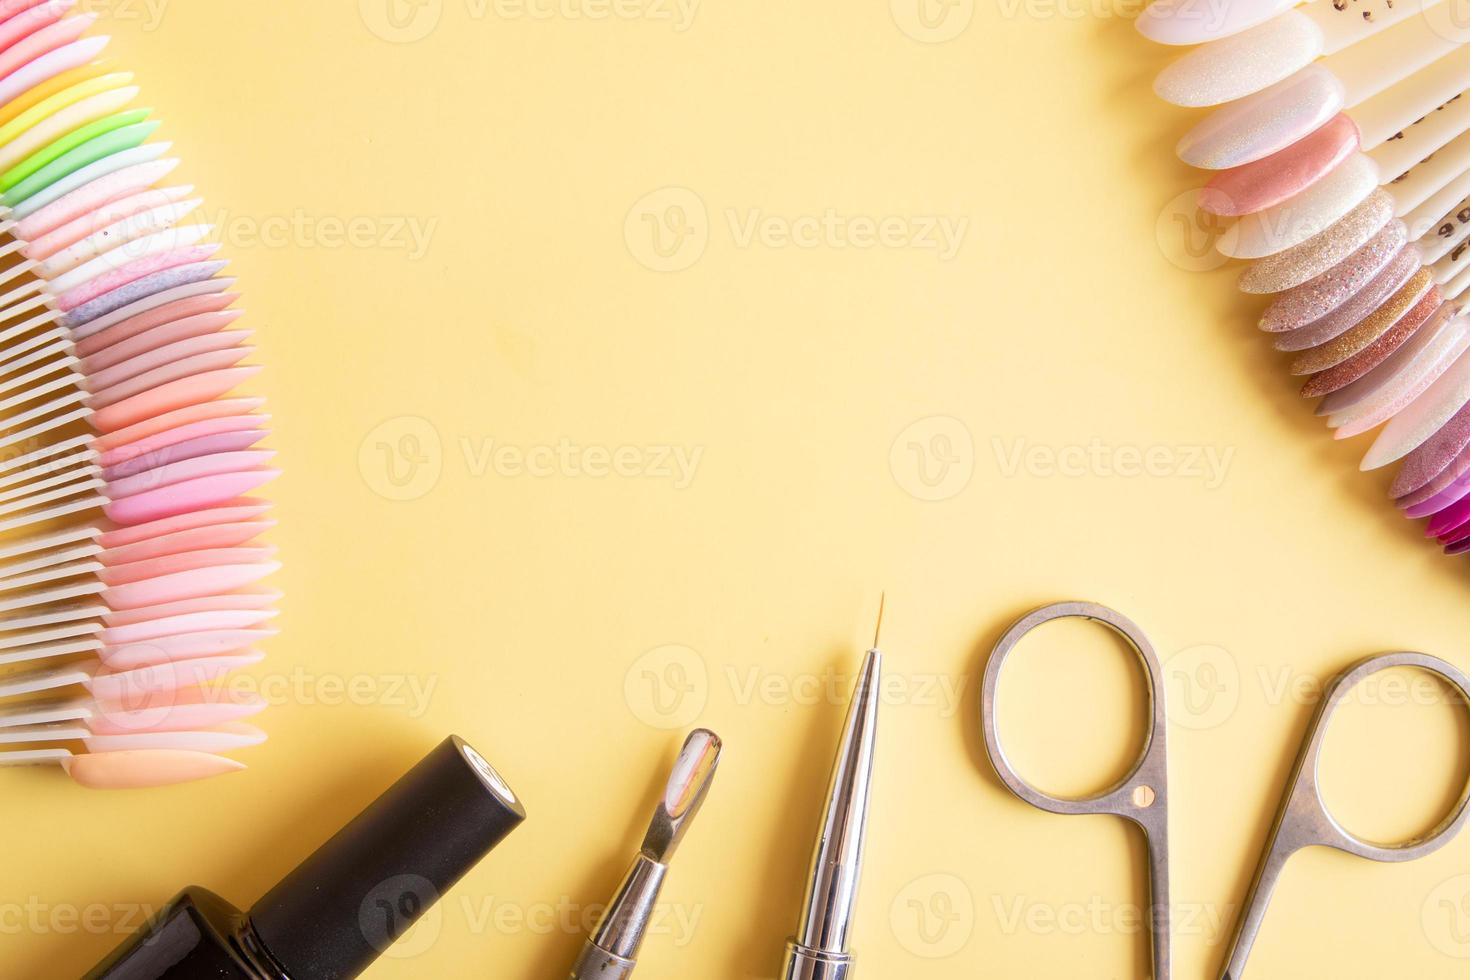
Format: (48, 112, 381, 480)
(85, 735, 526, 980)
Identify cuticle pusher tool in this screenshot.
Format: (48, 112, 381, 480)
(569, 727, 722, 979)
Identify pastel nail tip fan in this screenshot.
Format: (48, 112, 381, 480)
(0, 6, 278, 787)
(1138, 0, 1470, 555)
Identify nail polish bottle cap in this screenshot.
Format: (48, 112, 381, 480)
(247, 735, 526, 978)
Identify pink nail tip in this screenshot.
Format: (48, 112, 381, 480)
(97, 498, 274, 550)
(99, 546, 277, 588)
(87, 690, 268, 736)
(105, 449, 276, 501)
(100, 588, 282, 629)
(1402, 474, 1470, 518)
(100, 628, 278, 671)
(100, 422, 269, 478)
(1387, 378, 1470, 498)
(82, 723, 268, 755)
(1201, 115, 1361, 218)
(89, 652, 263, 701)
(99, 606, 277, 645)
(1430, 493, 1470, 538)
(1397, 433, 1470, 507)
(93, 396, 263, 449)
(75, 296, 241, 360)
(102, 561, 281, 611)
(90, 366, 263, 434)
(57, 246, 222, 313)
(103, 469, 280, 526)
(99, 520, 275, 569)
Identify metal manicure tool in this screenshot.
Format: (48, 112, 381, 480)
(980, 600, 1173, 979)
(1218, 652, 1470, 979)
(569, 728, 722, 979)
(781, 600, 884, 980)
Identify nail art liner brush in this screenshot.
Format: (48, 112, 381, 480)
(782, 603, 883, 980)
(570, 728, 722, 979)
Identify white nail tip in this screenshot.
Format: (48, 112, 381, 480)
(1154, 12, 1323, 108)
(1136, 0, 1299, 45)
(1362, 346, 1470, 470)
(1219, 154, 1379, 259)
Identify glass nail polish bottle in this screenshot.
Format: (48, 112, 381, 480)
(85, 736, 526, 980)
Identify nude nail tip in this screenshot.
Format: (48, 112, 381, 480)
(62, 750, 246, 790)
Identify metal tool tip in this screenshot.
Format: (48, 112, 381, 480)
(642, 729, 722, 862)
(872, 593, 886, 650)
(665, 728, 721, 819)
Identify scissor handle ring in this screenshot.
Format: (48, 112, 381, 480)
(1287, 651, 1470, 863)
(981, 601, 1170, 824)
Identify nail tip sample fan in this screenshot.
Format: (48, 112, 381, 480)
(1138, 0, 1470, 555)
(0, 6, 279, 788)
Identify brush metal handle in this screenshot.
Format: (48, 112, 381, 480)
(569, 941, 636, 980)
(781, 941, 852, 980)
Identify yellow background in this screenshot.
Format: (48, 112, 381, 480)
(4, 0, 1470, 977)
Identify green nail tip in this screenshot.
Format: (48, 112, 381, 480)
(0, 107, 152, 193)
(2, 119, 159, 208)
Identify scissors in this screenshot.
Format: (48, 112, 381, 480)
(1218, 651, 1470, 979)
(980, 601, 1173, 979)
